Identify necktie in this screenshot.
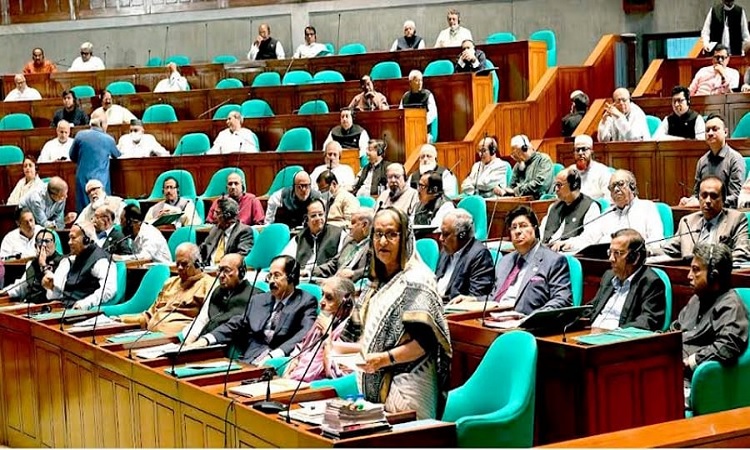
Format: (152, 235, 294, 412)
(700, 222, 713, 242)
(213, 234, 226, 264)
(97, 231, 107, 239)
(265, 302, 284, 343)
(493, 256, 525, 302)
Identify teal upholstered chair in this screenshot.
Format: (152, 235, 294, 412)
(688, 288, 750, 416)
(253, 280, 270, 292)
(241, 99, 274, 118)
(245, 224, 291, 270)
(70, 85, 96, 99)
(297, 100, 329, 115)
(282, 70, 313, 86)
(298, 283, 322, 301)
(733, 112, 750, 138)
(276, 127, 313, 152)
(212, 104, 241, 120)
(651, 268, 673, 332)
(484, 58, 500, 103)
(486, 32, 517, 44)
(264, 165, 303, 196)
(0, 145, 25, 165)
(215, 78, 243, 89)
(102, 264, 171, 316)
(596, 197, 611, 211)
(552, 163, 564, 177)
(429, 116, 438, 142)
(146, 56, 163, 67)
(655, 202, 674, 237)
(442, 330, 537, 448)
(565, 255, 583, 306)
(488, 248, 502, 265)
(540, 193, 556, 200)
(212, 54, 238, 64)
(457, 195, 488, 241)
(646, 115, 661, 137)
(357, 196, 376, 208)
(251, 72, 282, 87)
(312, 70, 345, 83)
(165, 54, 190, 66)
(105, 261, 128, 305)
(167, 227, 197, 260)
(370, 61, 402, 80)
(338, 42, 366, 55)
(142, 104, 178, 124)
(0, 113, 33, 131)
(49, 229, 64, 254)
(201, 167, 246, 198)
(147, 169, 197, 200)
(106, 81, 136, 95)
(416, 239, 440, 272)
(424, 59, 455, 77)
(311, 373, 360, 397)
(174, 133, 210, 156)
(529, 29, 557, 66)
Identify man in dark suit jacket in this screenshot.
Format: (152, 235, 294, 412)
(188, 255, 317, 365)
(587, 229, 667, 331)
(200, 197, 253, 265)
(435, 209, 493, 303)
(450, 205, 572, 315)
(310, 208, 373, 282)
(93, 205, 132, 256)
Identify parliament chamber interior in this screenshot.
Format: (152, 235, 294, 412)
(3, 0, 750, 447)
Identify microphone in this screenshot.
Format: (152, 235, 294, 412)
(474, 132, 488, 196)
(1, 253, 22, 261)
(90, 235, 130, 344)
(562, 315, 581, 343)
(127, 305, 180, 359)
(643, 229, 701, 247)
(163, 26, 170, 63)
(336, 13, 342, 53)
(199, 98, 232, 119)
(282, 55, 295, 82)
(147, 49, 151, 66)
(545, 206, 618, 247)
(57, 254, 79, 331)
(104, 45, 109, 67)
(684, 218, 697, 246)
(204, 23, 209, 63)
(486, 194, 499, 242)
(480, 235, 505, 328)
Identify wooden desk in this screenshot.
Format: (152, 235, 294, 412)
(633, 56, 747, 98)
(447, 312, 684, 445)
(0, 306, 457, 447)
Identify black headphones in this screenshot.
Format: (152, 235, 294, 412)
(73, 224, 91, 245)
(287, 258, 301, 285)
(457, 229, 467, 240)
(238, 263, 247, 279)
(428, 185, 439, 194)
(519, 135, 530, 152)
(626, 242, 644, 265)
(377, 140, 386, 156)
(568, 168, 582, 191)
(707, 244, 719, 284)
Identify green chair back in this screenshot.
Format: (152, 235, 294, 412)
(565, 255, 583, 306)
(245, 224, 291, 270)
(49, 229, 64, 254)
(0, 145, 25, 165)
(415, 239, 440, 272)
(70, 85, 96, 99)
(174, 132, 211, 156)
(311, 373, 360, 398)
(540, 193, 556, 200)
(102, 264, 171, 316)
(357, 196, 376, 208)
(655, 202, 674, 237)
(241, 99, 274, 118)
(338, 42, 366, 55)
(165, 54, 190, 66)
(298, 100, 329, 115)
(324, 43, 335, 55)
(457, 195, 488, 241)
(276, 127, 313, 152)
(424, 59, 455, 77)
(147, 169, 197, 200)
(264, 356, 290, 373)
(552, 162, 564, 177)
(215, 78, 243, 89)
(251, 72, 282, 87)
(732, 112, 750, 138)
(265, 165, 303, 196)
(201, 167, 246, 198)
(298, 282, 322, 301)
(282, 70, 313, 86)
(370, 61, 402, 80)
(646, 115, 661, 137)
(489, 248, 502, 265)
(253, 280, 270, 292)
(212, 54, 238, 64)
(429, 115, 438, 142)
(312, 70, 345, 83)
(212, 104, 241, 120)
(485, 58, 500, 103)
(106, 81, 136, 95)
(529, 29, 557, 66)
(595, 197, 611, 211)
(146, 56, 163, 67)
(442, 330, 537, 448)
(651, 268, 672, 332)
(745, 157, 750, 180)
(106, 261, 128, 305)
(486, 32, 517, 44)
(167, 227, 197, 260)
(0, 113, 34, 131)
(142, 104, 178, 124)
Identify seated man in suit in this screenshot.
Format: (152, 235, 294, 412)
(187, 255, 318, 365)
(119, 243, 216, 334)
(265, 170, 322, 228)
(308, 208, 373, 282)
(352, 139, 392, 197)
(282, 199, 346, 272)
(652, 176, 750, 266)
(436, 209, 494, 304)
(450, 205, 572, 315)
(541, 167, 600, 251)
(414, 171, 455, 228)
(143, 176, 201, 227)
(115, 204, 171, 264)
(75, 179, 124, 225)
(200, 197, 254, 265)
(586, 229, 667, 331)
(92, 206, 132, 256)
(495, 135, 554, 200)
(671, 243, 749, 379)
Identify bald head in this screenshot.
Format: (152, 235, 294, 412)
(90, 110, 108, 131)
(293, 171, 312, 201)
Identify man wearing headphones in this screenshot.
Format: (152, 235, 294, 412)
(671, 242, 748, 380)
(461, 136, 508, 198)
(681, 114, 745, 208)
(399, 70, 438, 142)
(434, 8, 473, 48)
(377, 163, 420, 219)
(496, 134, 554, 200)
(436, 209, 494, 304)
(311, 141, 356, 192)
(569, 134, 611, 201)
(206, 172, 265, 226)
(414, 171, 455, 227)
(653, 86, 706, 140)
(585, 229, 667, 331)
(118, 242, 215, 333)
(116, 203, 172, 263)
(541, 167, 601, 251)
(144, 177, 202, 227)
(352, 140, 392, 197)
(282, 199, 346, 272)
(323, 108, 370, 158)
(408, 144, 458, 198)
(449, 205, 572, 315)
(265, 171, 322, 228)
(187, 255, 318, 366)
(562, 90, 589, 137)
(654, 176, 750, 265)
(201, 197, 254, 264)
(42, 221, 117, 309)
(315, 170, 358, 228)
(391, 20, 426, 51)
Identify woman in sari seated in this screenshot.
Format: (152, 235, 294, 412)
(347, 207, 452, 419)
(283, 276, 355, 382)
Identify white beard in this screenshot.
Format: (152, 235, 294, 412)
(420, 162, 437, 174)
(91, 196, 106, 209)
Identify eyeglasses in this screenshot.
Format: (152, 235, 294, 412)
(699, 191, 721, 200)
(266, 272, 287, 282)
(714, 55, 728, 61)
(35, 238, 53, 246)
(672, 98, 687, 104)
(86, 186, 102, 194)
(308, 212, 325, 219)
(374, 231, 401, 242)
(607, 249, 630, 258)
(295, 183, 311, 189)
(417, 183, 428, 191)
(163, 185, 178, 191)
(553, 182, 566, 189)
(574, 147, 591, 153)
(80, 51, 91, 55)
(608, 180, 629, 192)
(509, 222, 533, 232)
(305, 32, 315, 36)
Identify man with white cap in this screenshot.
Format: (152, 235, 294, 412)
(562, 90, 589, 137)
(75, 179, 124, 225)
(391, 20, 426, 51)
(69, 42, 105, 72)
(495, 135, 553, 200)
(407, 144, 458, 197)
(570, 134, 611, 201)
(117, 119, 170, 158)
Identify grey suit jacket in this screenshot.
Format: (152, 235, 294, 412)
(435, 238, 494, 303)
(199, 222, 254, 262)
(313, 237, 370, 281)
(657, 209, 750, 265)
(587, 267, 667, 331)
(482, 244, 572, 315)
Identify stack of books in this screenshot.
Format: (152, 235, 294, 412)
(321, 398, 391, 439)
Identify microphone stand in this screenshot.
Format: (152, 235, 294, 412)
(480, 221, 509, 327)
(127, 305, 179, 359)
(58, 255, 81, 331)
(91, 234, 131, 344)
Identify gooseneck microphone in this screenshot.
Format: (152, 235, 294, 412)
(545, 206, 618, 248)
(91, 233, 132, 344)
(127, 305, 180, 359)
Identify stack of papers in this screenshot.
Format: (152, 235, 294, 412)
(67, 314, 118, 332)
(228, 377, 308, 398)
(574, 327, 656, 345)
(321, 398, 391, 438)
(282, 399, 330, 425)
(484, 310, 526, 329)
(134, 342, 225, 359)
(329, 352, 365, 372)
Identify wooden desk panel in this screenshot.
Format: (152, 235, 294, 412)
(483, 198, 555, 239)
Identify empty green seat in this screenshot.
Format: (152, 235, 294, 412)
(338, 42, 366, 55)
(245, 223, 291, 270)
(212, 104, 241, 120)
(646, 115, 661, 137)
(486, 32, 517, 44)
(212, 54, 238, 64)
(103, 264, 171, 316)
(424, 59, 455, 77)
(0, 113, 33, 130)
(165, 54, 190, 66)
(142, 104, 178, 124)
(298, 100, 329, 115)
(265, 166, 303, 196)
(282, 70, 313, 86)
(732, 112, 750, 138)
(370, 61, 402, 80)
(167, 227, 197, 260)
(215, 78, 243, 89)
(312, 70, 345, 83)
(0, 145, 25, 165)
(106, 81, 136, 95)
(530, 29, 557, 66)
(70, 85, 96, 99)
(276, 127, 313, 152)
(146, 56, 163, 67)
(416, 239, 440, 272)
(173, 133, 210, 156)
(241, 99, 274, 118)
(655, 202, 674, 237)
(251, 72, 281, 87)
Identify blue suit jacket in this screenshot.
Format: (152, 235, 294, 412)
(485, 244, 572, 315)
(435, 238, 494, 302)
